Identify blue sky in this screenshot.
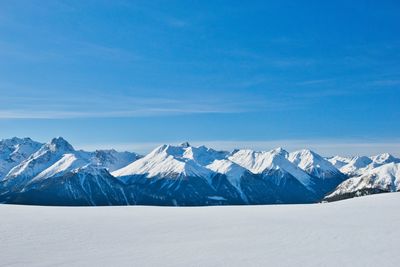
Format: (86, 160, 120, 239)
(0, 0, 399, 156)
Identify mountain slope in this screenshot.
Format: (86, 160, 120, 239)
(113, 143, 233, 206)
(113, 144, 214, 181)
(2, 137, 77, 190)
(229, 148, 314, 188)
(332, 153, 400, 177)
(327, 155, 352, 169)
(228, 148, 318, 203)
(338, 156, 373, 176)
(10, 166, 132, 206)
(0, 137, 140, 204)
(91, 149, 141, 172)
(324, 163, 400, 202)
(2, 136, 398, 206)
(0, 137, 43, 180)
(288, 149, 342, 179)
(288, 149, 347, 196)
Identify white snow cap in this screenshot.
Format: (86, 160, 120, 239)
(48, 137, 75, 152)
(112, 144, 220, 179)
(326, 162, 400, 198)
(228, 147, 314, 189)
(288, 149, 341, 179)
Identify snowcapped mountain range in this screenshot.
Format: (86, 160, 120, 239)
(0, 137, 398, 205)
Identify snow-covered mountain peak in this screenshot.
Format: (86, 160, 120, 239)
(229, 148, 295, 172)
(0, 137, 39, 151)
(327, 156, 352, 169)
(0, 137, 43, 180)
(71, 164, 110, 176)
(348, 156, 372, 168)
(270, 147, 289, 157)
(207, 159, 248, 193)
(143, 143, 227, 166)
(288, 149, 341, 179)
(228, 148, 314, 189)
(91, 149, 140, 172)
(183, 146, 228, 166)
(325, 162, 400, 201)
(228, 149, 271, 173)
(371, 162, 400, 180)
(147, 143, 189, 157)
(30, 153, 89, 182)
(179, 141, 191, 148)
(334, 153, 400, 177)
(1, 137, 33, 146)
(112, 144, 214, 180)
(48, 137, 75, 152)
(288, 149, 315, 163)
(3, 137, 83, 182)
(207, 159, 246, 177)
(339, 156, 373, 175)
(370, 153, 399, 165)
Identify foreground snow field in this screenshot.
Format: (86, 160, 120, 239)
(1, 193, 399, 267)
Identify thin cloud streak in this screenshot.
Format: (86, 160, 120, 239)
(0, 89, 293, 119)
(0, 107, 242, 119)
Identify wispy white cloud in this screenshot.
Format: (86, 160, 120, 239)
(219, 48, 318, 68)
(0, 39, 140, 63)
(163, 16, 187, 28)
(369, 79, 400, 87)
(0, 90, 277, 119)
(0, 78, 299, 119)
(0, 107, 242, 119)
(295, 79, 334, 86)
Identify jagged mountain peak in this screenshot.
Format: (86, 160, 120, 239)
(228, 147, 291, 173)
(112, 143, 226, 179)
(228, 147, 315, 190)
(179, 141, 191, 148)
(207, 159, 247, 179)
(91, 149, 141, 172)
(5, 136, 32, 143)
(0, 137, 38, 148)
(2, 136, 399, 206)
(270, 147, 289, 157)
(48, 137, 75, 152)
(327, 156, 352, 169)
(145, 143, 227, 164)
(0, 137, 43, 180)
(71, 164, 110, 176)
(290, 149, 317, 158)
(325, 162, 400, 202)
(371, 153, 399, 165)
(288, 149, 341, 179)
(339, 156, 373, 175)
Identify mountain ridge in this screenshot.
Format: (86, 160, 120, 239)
(0, 137, 399, 205)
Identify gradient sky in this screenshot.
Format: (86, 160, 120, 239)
(0, 0, 399, 156)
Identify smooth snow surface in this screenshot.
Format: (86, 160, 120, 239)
(1, 193, 399, 267)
